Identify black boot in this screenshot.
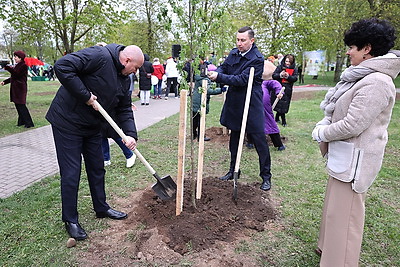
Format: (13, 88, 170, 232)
(275, 113, 280, 123)
(281, 114, 287, 127)
(260, 177, 271, 191)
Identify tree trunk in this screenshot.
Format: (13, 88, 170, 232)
(333, 51, 345, 83)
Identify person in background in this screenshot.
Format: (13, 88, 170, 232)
(192, 74, 225, 142)
(182, 58, 195, 87)
(138, 54, 154, 105)
(46, 44, 144, 241)
(246, 60, 285, 151)
(1, 50, 34, 128)
(208, 26, 272, 191)
(297, 63, 304, 84)
(152, 58, 165, 99)
(262, 79, 285, 151)
(312, 18, 400, 266)
(267, 55, 275, 63)
(96, 42, 137, 168)
(164, 57, 179, 99)
(272, 54, 298, 127)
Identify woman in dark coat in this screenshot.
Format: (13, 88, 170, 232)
(1, 50, 34, 128)
(138, 54, 154, 105)
(272, 54, 298, 126)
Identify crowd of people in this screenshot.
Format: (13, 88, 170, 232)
(2, 18, 399, 267)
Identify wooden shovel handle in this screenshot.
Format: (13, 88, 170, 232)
(234, 67, 254, 173)
(271, 86, 285, 110)
(94, 100, 156, 175)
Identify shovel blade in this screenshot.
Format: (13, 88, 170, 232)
(151, 174, 177, 200)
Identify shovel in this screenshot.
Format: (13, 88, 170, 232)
(272, 86, 285, 110)
(233, 67, 255, 203)
(94, 100, 177, 200)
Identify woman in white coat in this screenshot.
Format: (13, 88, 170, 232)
(312, 18, 400, 266)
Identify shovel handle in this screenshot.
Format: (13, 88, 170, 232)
(94, 100, 156, 175)
(234, 67, 254, 173)
(271, 86, 285, 110)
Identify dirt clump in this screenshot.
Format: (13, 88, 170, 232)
(134, 178, 277, 255)
(79, 177, 278, 266)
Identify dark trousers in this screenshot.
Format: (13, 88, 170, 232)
(275, 112, 286, 125)
(229, 131, 272, 181)
(269, 133, 283, 147)
(166, 77, 178, 97)
(15, 103, 34, 127)
(52, 126, 110, 223)
(192, 112, 200, 140)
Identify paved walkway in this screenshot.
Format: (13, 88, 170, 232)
(0, 96, 181, 199)
(1, 85, 398, 199)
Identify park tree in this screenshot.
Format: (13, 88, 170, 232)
(0, 0, 121, 56)
(1, 27, 19, 60)
(291, 0, 325, 54)
(317, 0, 370, 81)
(365, 0, 400, 47)
(166, 0, 236, 205)
(121, 0, 170, 58)
(168, 0, 235, 63)
(237, 0, 297, 56)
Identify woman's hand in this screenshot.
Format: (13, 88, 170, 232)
(1, 81, 4, 86)
(280, 70, 288, 79)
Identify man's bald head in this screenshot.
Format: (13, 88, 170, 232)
(119, 45, 144, 76)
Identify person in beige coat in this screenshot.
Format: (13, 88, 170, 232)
(312, 18, 400, 266)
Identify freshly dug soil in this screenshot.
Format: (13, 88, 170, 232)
(77, 90, 323, 266)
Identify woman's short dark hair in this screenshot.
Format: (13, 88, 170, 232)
(344, 18, 396, 56)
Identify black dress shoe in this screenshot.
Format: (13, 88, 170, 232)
(260, 179, 271, 191)
(65, 222, 87, 240)
(219, 172, 233, 181)
(219, 170, 240, 181)
(96, 208, 127, 220)
(204, 137, 211, 141)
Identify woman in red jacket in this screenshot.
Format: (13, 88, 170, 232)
(1, 50, 34, 128)
(152, 57, 165, 99)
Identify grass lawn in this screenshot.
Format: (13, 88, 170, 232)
(0, 83, 399, 265)
(300, 70, 400, 88)
(0, 79, 59, 138)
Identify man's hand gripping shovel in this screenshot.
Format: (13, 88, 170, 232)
(94, 100, 177, 200)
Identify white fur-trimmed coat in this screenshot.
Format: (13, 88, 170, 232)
(320, 51, 400, 193)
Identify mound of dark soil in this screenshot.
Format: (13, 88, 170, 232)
(134, 177, 277, 255)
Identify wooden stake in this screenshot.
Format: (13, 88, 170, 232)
(196, 80, 208, 199)
(222, 87, 228, 135)
(176, 90, 187, 216)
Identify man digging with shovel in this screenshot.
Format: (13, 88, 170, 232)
(46, 44, 144, 241)
(208, 26, 272, 191)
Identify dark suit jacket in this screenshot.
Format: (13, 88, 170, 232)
(215, 44, 265, 133)
(46, 44, 137, 139)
